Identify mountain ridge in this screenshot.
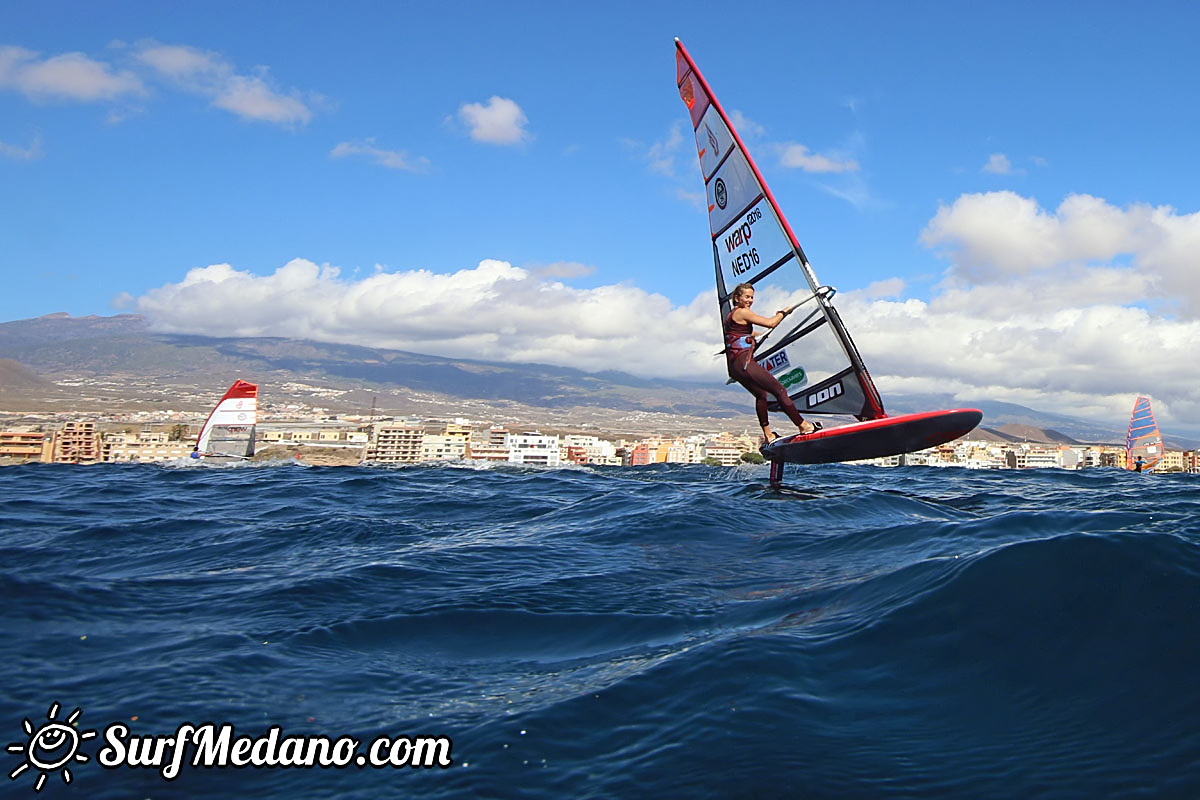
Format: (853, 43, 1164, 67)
(1, 313, 1192, 446)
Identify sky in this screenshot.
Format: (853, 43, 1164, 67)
(3, 1, 1200, 435)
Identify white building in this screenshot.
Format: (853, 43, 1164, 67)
(508, 432, 560, 466)
(100, 430, 194, 463)
(421, 433, 468, 462)
(561, 434, 620, 465)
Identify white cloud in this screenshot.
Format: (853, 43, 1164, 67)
(647, 120, 684, 177)
(136, 259, 719, 379)
(0, 45, 144, 102)
(920, 191, 1200, 317)
(212, 74, 311, 125)
(131, 188, 1200, 434)
(624, 121, 687, 180)
(134, 42, 314, 126)
(727, 110, 765, 139)
(331, 139, 430, 172)
(457, 96, 530, 145)
(777, 142, 859, 173)
(0, 134, 41, 160)
(839, 293, 1200, 436)
(2, 42, 315, 126)
(895, 190, 1200, 432)
(133, 43, 218, 80)
(859, 278, 905, 299)
(530, 261, 595, 279)
(982, 153, 1013, 174)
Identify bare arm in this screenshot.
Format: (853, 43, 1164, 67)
(731, 305, 797, 329)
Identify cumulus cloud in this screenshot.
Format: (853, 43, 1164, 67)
(0, 45, 144, 102)
(895, 190, 1200, 432)
(330, 139, 431, 172)
(839, 293, 1200, 436)
(134, 42, 314, 125)
(135, 258, 718, 379)
(457, 96, 530, 145)
(131, 188, 1200, 433)
(920, 191, 1200, 316)
(530, 261, 595, 279)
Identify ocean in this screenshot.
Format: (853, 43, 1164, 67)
(2, 461, 1198, 799)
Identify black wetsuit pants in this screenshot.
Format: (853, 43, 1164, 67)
(728, 351, 807, 430)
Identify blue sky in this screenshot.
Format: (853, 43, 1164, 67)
(3, 1, 1200, 433)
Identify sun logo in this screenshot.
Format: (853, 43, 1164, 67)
(6, 703, 96, 793)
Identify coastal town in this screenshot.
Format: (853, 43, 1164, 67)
(2, 405, 1197, 471)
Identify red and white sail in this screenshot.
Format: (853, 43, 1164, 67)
(196, 380, 258, 458)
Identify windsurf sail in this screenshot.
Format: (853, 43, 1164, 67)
(195, 380, 258, 458)
(675, 38, 885, 420)
(1125, 394, 1162, 472)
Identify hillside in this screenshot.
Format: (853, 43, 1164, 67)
(1, 313, 1192, 446)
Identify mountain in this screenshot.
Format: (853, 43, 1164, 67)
(0, 314, 752, 433)
(1, 313, 1194, 446)
(0, 358, 53, 390)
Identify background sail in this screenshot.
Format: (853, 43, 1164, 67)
(1125, 394, 1162, 471)
(196, 380, 258, 457)
(675, 39, 885, 420)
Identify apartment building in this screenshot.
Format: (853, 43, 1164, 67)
(702, 432, 753, 467)
(421, 434, 468, 461)
(0, 430, 52, 462)
(466, 427, 511, 462)
(367, 422, 425, 463)
(507, 433, 560, 467)
(100, 430, 193, 463)
(52, 421, 101, 463)
(560, 434, 620, 465)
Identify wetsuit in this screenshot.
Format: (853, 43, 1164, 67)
(724, 310, 808, 431)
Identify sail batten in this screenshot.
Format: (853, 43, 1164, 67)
(675, 39, 884, 420)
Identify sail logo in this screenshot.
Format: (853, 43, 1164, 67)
(723, 207, 763, 253)
(714, 178, 727, 209)
(759, 350, 790, 372)
(778, 368, 807, 389)
(806, 381, 844, 409)
(705, 124, 719, 160)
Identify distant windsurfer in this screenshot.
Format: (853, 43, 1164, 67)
(724, 282, 818, 446)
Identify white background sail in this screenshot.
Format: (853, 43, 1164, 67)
(196, 380, 258, 457)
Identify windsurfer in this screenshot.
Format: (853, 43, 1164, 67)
(724, 282, 818, 445)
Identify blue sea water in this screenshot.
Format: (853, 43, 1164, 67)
(2, 461, 1199, 799)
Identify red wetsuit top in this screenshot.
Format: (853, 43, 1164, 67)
(723, 311, 755, 362)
